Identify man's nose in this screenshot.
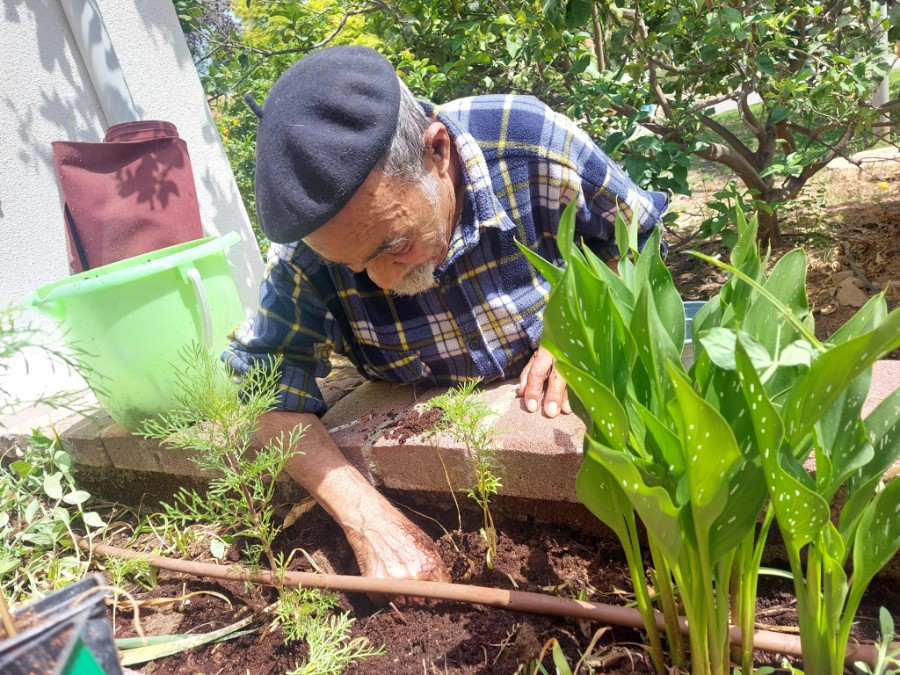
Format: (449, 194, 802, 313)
(366, 257, 405, 289)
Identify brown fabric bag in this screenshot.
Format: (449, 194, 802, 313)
(52, 121, 203, 273)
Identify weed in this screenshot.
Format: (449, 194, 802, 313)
(425, 379, 502, 568)
(276, 588, 384, 675)
(853, 607, 900, 675)
(0, 429, 106, 604)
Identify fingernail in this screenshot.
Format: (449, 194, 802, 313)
(526, 398, 538, 412)
(547, 401, 558, 417)
(562, 401, 572, 414)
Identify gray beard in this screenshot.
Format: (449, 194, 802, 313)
(391, 260, 437, 296)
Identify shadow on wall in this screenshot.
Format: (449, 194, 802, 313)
(2, 0, 197, 195)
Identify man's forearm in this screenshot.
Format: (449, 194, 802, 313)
(256, 409, 371, 530)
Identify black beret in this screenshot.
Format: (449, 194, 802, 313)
(253, 46, 401, 243)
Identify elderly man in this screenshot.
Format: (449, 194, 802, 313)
(226, 46, 668, 584)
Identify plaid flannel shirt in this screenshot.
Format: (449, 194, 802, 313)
(225, 94, 668, 415)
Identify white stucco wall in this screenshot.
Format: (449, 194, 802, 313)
(0, 0, 264, 311)
(0, 0, 265, 407)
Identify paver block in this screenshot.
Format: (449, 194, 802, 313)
(59, 413, 114, 467)
(324, 381, 427, 484)
(99, 422, 165, 474)
(367, 381, 586, 501)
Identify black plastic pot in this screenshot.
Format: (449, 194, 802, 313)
(0, 574, 122, 675)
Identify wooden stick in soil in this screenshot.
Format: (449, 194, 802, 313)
(83, 539, 887, 666)
(0, 589, 17, 638)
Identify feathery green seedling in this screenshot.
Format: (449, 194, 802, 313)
(276, 588, 385, 675)
(426, 380, 502, 568)
(141, 345, 382, 668)
(141, 345, 304, 579)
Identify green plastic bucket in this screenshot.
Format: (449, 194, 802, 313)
(22, 233, 244, 431)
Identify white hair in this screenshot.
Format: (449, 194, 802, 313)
(376, 78, 430, 182)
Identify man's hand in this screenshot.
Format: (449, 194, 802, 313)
(516, 346, 571, 418)
(258, 411, 450, 596)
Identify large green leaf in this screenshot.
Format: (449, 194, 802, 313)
(632, 400, 685, 477)
(554, 359, 628, 451)
(633, 227, 685, 352)
(851, 477, 900, 599)
(813, 371, 873, 499)
(840, 386, 900, 540)
(860, 385, 900, 484)
(631, 287, 681, 410)
(783, 308, 900, 448)
(515, 241, 563, 285)
(827, 294, 887, 345)
(743, 248, 809, 352)
(736, 342, 829, 551)
(586, 436, 683, 564)
(575, 447, 637, 544)
(668, 361, 742, 538)
(707, 457, 766, 562)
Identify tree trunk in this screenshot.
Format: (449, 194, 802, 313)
(757, 206, 782, 246)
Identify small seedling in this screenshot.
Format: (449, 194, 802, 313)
(276, 588, 385, 675)
(426, 379, 502, 568)
(141, 345, 382, 666)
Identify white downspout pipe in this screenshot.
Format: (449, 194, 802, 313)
(58, 0, 140, 126)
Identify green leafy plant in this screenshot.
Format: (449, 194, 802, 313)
(140, 345, 383, 670)
(517, 201, 900, 674)
(426, 379, 502, 568)
(275, 587, 384, 675)
(140, 345, 305, 579)
(0, 429, 106, 605)
(853, 607, 900, 675)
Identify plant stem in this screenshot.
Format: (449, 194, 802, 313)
(648, 538, 687, 669)
(624, 525, 667, 675)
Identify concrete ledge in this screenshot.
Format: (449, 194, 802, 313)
(2, 361, 899, 507)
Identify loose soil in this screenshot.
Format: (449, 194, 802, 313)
(115, 492, 899, 674)
(111, 158, 900, 673)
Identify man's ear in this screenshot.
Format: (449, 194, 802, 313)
(423, 122, 452, 176)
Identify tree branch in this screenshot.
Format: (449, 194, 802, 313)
(696, 142, 768, 193)
(698, 114, 758, 166)
(738, 91, 761, 139)
(775, 125, 856, 201)
(591, 3, 606, 72)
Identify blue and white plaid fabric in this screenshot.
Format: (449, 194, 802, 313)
(225, 94, 668, 415)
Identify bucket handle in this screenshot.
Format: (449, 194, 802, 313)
(182, 265, 213, 348)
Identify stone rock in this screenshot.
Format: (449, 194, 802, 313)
(836, 280, 868, 307)
(832, 270, 856, 283)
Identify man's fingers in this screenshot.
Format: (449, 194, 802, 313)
(521, 348, 555, 413)
(562, 390, 572, 415)
(543, 367, 568, 418)
(516, 354, 534, 397)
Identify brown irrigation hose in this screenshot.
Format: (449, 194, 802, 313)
(83, 539, 884, 666)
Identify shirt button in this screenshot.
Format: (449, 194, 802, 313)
(441, 273, 453, 287)
(468, 338, 483, 350)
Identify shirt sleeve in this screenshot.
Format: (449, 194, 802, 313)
(222, 244, 338, 416)
(555, 109, 669, 259)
